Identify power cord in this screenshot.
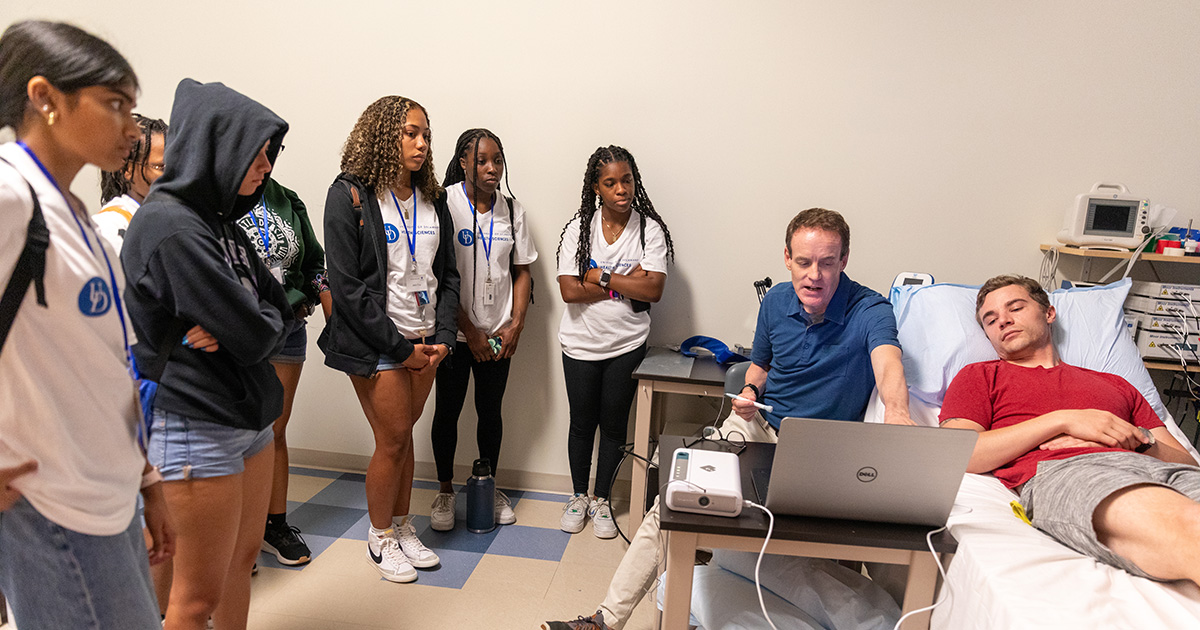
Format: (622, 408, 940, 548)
(891, 525, 951, 630)
(743, 500, 780, 630)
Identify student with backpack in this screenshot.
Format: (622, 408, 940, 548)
(0, 20, 172, 630)
(429, 129, 537, 531)
(319, 96, 459, 583)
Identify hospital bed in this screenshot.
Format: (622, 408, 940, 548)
(876, 278, 1200, 630)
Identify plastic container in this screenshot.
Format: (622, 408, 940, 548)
(465, 458, 496, 534)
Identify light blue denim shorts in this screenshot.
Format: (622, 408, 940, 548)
(271, 318, 308, 364)
(147, 408, 273, 481)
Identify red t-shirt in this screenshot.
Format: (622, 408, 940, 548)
(939, 361, 1164, 489)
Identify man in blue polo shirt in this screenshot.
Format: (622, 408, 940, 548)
(545, 208, 913, 630)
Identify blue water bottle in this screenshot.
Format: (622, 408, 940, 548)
(466, 458, 496, 534)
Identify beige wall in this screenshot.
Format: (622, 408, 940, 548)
(12, 1, 1200, 486)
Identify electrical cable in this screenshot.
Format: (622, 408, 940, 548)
(1040, 246, 1060, 292)
(891, 525, 952, 630)
(743, 501, 780, 630)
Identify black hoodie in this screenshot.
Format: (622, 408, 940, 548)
(122, 79, 290, 431)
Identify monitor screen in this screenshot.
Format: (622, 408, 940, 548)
(1084, 199, 1138, 236)
(1091, 204, 1132, 232)
(902, 278, 924, 285)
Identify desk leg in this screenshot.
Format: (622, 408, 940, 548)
(899, 551, 939, 630)
(630, 380, 654, 534)
(662, 530, 698, 630)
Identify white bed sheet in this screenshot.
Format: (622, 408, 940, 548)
(932, 473, 1200, 630)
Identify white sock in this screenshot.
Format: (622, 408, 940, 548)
(392, 515, 412, 530)
(368, 526, 390, 552)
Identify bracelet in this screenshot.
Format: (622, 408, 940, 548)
(141, 467, 163, 489)
(741, 383, 760, 398)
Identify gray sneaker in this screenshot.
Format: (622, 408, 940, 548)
(560, 493, 590, 533)
(542, 610, 612, 630)
(430, 492, 455, 531)
(589, 498, 617, 539)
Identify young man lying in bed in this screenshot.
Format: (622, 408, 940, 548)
(940, 274, 1200, 584)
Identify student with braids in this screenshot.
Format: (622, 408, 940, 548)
(95, 113, 166, 250)
(555, 145, 674, 539)
(429, 128, 537, 531)
(320, 96, 459, 583)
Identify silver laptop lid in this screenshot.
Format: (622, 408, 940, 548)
(763, 417, 977, 527)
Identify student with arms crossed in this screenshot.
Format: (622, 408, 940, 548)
(545, 207, 914, 630)
(941, 275, 1199, 584)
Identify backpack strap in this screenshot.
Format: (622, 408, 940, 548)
(0, 157, 50, 355)
(343, 180, 364, 227)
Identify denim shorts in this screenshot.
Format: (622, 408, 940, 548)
(0, 498, 160, 629)
(272, 318, 307, 364)
(376, 338, 425, 371)
(147, 408, 274, 481)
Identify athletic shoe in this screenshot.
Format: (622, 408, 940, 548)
(430, 492, 456, 531)
(262, 522, 312, 566)
(560, 493, 590, 533)
(393, 520, 440, 568)
(495, 490, 516, 525)
(541, 610, 612, 630)
(365, 534, 417, 583)
(589, 498, 617, 539)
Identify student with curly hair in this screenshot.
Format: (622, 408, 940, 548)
(95, 113, 166, 250)
(555, 145, 674, 538)
(429, 128, 536, 531)
(319, 96, 459, 583)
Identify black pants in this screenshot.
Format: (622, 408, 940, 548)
(431, 341, 512, 482)
(561, 343, 647, 499)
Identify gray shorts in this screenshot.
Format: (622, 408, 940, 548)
(1019, 451, 1200, 580)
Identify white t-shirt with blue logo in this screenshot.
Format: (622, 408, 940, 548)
(378, 189, 440, 339)
(557, 210, 668, 361)
(446, 183, 538, 340)
(0, 143, 145, 536)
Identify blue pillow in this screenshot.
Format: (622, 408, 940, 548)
(891, 278, 1171, 425)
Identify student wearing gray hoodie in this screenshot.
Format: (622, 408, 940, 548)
(122, 78, 290, 630)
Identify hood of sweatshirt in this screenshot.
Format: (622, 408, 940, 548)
(152, 78, 288, 223)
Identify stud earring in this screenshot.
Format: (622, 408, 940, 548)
(47, 111, 56, 126)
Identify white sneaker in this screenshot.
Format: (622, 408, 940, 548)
(495, 490, 516, 525)
(393, 519, 440, 568)
(365, 534, 417, 583)
(430, 492, 456, 531)
(560, 493, 590, 533)
(589, 498, 617, 539)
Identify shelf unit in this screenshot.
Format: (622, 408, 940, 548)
(1041, 244, 1199, 375)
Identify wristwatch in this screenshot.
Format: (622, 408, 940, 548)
(1134, 427, 1156, 453)
(441, 343, 454, 356)
(741, 383, 760, 398)
(598, 270, 612, 289)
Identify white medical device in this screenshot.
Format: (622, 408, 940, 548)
(1057, 182, 1151, 250)
(664, 448, 743, 517)
(892, 272, 934, 290)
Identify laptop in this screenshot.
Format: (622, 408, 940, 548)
(751, 417, 977, 527)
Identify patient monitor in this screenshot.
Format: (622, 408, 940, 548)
(1057, 182, 1151, 250)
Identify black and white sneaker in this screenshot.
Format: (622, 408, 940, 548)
(366, 532, 417, 583)
(262, 523, 312, 566)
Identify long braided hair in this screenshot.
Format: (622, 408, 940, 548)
(100, 113, 166, 203)
(557, 145, 675, 277)
(442, 128, 514, 198)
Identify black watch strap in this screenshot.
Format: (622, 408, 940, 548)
(741, 383, 760, 398)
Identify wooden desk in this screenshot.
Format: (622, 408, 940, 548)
(629, 347, 729, 533)
(658, 436, 957, 630)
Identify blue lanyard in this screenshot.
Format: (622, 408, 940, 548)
(390, 190, 419, 268)
(255, 195, 270, 252)
(461, 183, 495, 264)
(15, 141, 138, 379)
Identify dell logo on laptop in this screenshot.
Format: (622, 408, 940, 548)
(856, 467, 877, 482)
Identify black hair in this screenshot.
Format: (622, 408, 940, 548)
(0, 20, 138, 130)
(442, 128, 514, 198)
(100, 114, 167, 203)
(557, 145, 675, 277)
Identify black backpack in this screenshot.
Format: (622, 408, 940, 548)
(0, 157, 50, 354)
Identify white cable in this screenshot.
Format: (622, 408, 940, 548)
(744, 501, 780, 630)
(891, 525, 951, 630)
(1040, 246, 1060, 292)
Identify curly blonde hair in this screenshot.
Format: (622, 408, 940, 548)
(340, 95, 441, 200)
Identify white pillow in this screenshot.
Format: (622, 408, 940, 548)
(884, 279, 1185, 450)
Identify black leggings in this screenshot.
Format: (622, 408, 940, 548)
(561, 343, 647, 499)
(431, 341, 512, 482)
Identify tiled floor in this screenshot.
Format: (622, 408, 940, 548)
(246, 466, 661, 629)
